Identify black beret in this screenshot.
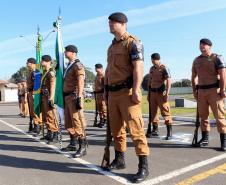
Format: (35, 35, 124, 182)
(41, 55, 52, 62)
(200, 38, 212, 46)
(95, 63, 103, 68)
(108, 12, 128, 23)
(151, 53, 161, 60)
(27, 58, 36, 64)
(65, 45, 78, 53)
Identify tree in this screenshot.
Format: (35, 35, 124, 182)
(142, 74, 150, 91)
(10, 66, 28, 83)
(85, 67, 95, 84)
(172, 79, 191, 87)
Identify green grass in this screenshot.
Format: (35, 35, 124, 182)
(84, 95, 225, 118)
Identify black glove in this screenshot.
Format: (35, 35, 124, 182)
(48, 99, 54, 109)
(75, 97, 82, 110)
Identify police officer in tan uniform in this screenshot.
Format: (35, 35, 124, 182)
(94, 63, 107, 128)
(62, 45, 87, 158)
(26, 58, 42, 134)
(146, 53, 173, 140)
(192, 38, 226, 151)
(21, 80, 29, 118)
(40, 55, 59, 142)
(17, 81, 23, 116)
(105, 12, 149, 183)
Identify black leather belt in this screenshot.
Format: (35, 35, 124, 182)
(107, 82, 131, 92)
(63, 91, 75, 97)
(197, 82, 219, 89)
(149, 84, 165, 93)
(94, 90, 104, 94)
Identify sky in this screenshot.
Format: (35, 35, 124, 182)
(0, 0, 226, 81)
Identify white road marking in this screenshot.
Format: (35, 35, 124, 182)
(0, 119, 133, 185)
(140, 153, 226, 185)
(1, 118, 225, 185)
(160, 133, 193, 144)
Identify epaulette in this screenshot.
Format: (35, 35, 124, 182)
(75, 61, 84, 70)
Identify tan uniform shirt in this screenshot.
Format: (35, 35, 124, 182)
(27, 70, 34, 92)
(192, 53, 224, 86)
(94, 73, 104, 92)
(149, 64, 170, 88)
(63, 59, 85, 94)
(106, 32, 144, 85)
(41, 69, 56, 95)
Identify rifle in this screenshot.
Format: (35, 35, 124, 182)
(192, 92, 200, 146)
(101, 92, 112, 171)
(93, 92, 98, 127)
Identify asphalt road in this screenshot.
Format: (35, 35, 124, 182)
(0, 103, 225, 185)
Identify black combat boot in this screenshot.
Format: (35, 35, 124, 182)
(110, 150, 126, 170)
(198, 131, 209, 147)
(52, 132, 58, 142)
(61, 135, 78, 152)
(33, 124, 40, 134)
(28, 121, 33, 133)
(133, 155, 149, 183)
(165, 125, 172, 140)
(40, 130, 52, 141)
(98, 119, 107, 128)
(146, 124, 152, 138)
(73, 138, 87, 158)
(151, 125, 159, 137)
(220, 133, 226, 151)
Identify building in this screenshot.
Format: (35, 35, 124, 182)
(0, 80, 18, 102)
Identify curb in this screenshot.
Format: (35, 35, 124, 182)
(84, 110, 216, 124)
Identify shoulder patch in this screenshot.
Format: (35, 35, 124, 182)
(49, 70, 56, 77)
(215, 54, 225, 69)
(75, 62, 84, 70)
(130, 39, 144, 61)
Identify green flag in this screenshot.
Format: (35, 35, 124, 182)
(34, 33, 43, 117)
(53, 16, 64, 119)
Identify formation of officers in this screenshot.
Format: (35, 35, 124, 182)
(16, 12, 225, 183)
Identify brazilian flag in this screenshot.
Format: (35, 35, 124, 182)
(34, 34, 43, 116)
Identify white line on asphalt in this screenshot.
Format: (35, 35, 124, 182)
(0, 119, 133, 185)
(140, 153, 226, 185)
(2, 118, 225, 185)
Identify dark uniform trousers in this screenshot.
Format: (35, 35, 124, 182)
(64, 95, 86, 138)
(108, 88, 149, 156)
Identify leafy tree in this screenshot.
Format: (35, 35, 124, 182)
(172, 79, 191, 87)
(85, 67, 95, 84)
(10, 66, 28, 83)
(142, 74, 150, 91)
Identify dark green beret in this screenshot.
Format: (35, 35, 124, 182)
(65, 45, 78, 53)
(151, 53, 160, 60)
(95, 63, 103, 69)
(41, 55, 52, 62)
(27, 58, 36, 64)
(200, 38, 212, 46)
(108, 12, 128, 23)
